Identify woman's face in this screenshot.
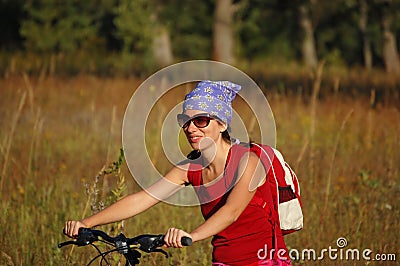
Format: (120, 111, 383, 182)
(182, 109, 227, 150)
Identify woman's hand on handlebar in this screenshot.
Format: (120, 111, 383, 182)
(64, 220, 88, 238)
(164, 228, 192, 248)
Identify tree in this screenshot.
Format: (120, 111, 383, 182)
(19, 0, 109, 74)
(379, 0, 400, 73)
(213, 0, 237, 64)
(113, 0, 154, 54)
(358, 0, 373, 69)
(298, 0, 318, 69)
(114, 0, 176, 69)
(0, 0, 25, 51)
(152, 26, 174, 67)
(21, 0, 100, 54)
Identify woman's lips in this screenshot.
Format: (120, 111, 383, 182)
(188, 136, 202, 143)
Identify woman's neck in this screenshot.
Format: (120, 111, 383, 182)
(201, 140, 231, 173)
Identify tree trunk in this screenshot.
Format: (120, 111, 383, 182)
(358, 0, 372, 70)
(152, 26, 174, 67)
(213, 0, 235, 64)
(381, 3, 400, 73)
(299, 3, 318, 69)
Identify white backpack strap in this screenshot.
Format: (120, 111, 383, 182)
(272, 148, 295, 189)
(284, 162, 300, 196)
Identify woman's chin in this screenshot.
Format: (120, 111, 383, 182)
(199, 137, 216, 151)
(187, 137, 215, 151)
(189, 142, 200, 150)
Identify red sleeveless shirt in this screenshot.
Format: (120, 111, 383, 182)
(187, 144, 288, 265)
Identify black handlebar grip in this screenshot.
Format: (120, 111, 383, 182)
(181, 236, 192, 246)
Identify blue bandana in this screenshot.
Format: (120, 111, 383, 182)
(183, 80, 241, 125)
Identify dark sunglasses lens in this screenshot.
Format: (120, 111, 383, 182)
(192, 117, 211, 128)
(177, 114, 213, 128)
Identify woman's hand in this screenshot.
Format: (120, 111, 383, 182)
(64, 220, 88, 238)
(164, 228, 192, 248)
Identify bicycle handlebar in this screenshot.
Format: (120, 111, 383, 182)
(58, 228, 192, 265)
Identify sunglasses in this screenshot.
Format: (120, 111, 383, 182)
(177, 113, 220, 129)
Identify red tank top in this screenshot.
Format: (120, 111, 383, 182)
(187, 144, 288, 265)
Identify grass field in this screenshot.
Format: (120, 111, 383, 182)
(0, 74, 399, 265)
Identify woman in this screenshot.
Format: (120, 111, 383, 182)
(65, 80, 291, 265)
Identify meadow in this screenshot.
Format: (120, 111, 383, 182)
(0, 72, 399, 265)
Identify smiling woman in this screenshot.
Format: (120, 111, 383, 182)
(64, 80, 293, 266)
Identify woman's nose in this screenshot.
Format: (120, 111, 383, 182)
(186, 120, 198, 132)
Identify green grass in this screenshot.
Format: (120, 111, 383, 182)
(0, 74, 399, 265)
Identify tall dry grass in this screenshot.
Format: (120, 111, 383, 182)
(0, 74, 399, 265)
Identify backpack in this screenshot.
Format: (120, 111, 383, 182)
(237, 143, 303, 235)
(187, 142, 303, 235)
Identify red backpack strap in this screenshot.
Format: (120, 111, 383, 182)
(187, 162, 202, 186)
(224, 144, 251, 187)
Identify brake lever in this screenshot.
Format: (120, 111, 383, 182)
(58, 228, 98, 248)
(58, 240, 77, 248)
(153, 248, 169, 258)
(135, 234, 191, 256)
(76, 228, 98, 246)
(136, 234, 164, 253)
(132, 234, 168, 257)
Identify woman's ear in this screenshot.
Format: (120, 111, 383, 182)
(219, 122, 228, 133)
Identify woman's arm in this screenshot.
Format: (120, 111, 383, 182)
(65, 164, 189, 237)
(164, 152, 266, 247)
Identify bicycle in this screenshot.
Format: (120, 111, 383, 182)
(58, 228, 192, 266)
